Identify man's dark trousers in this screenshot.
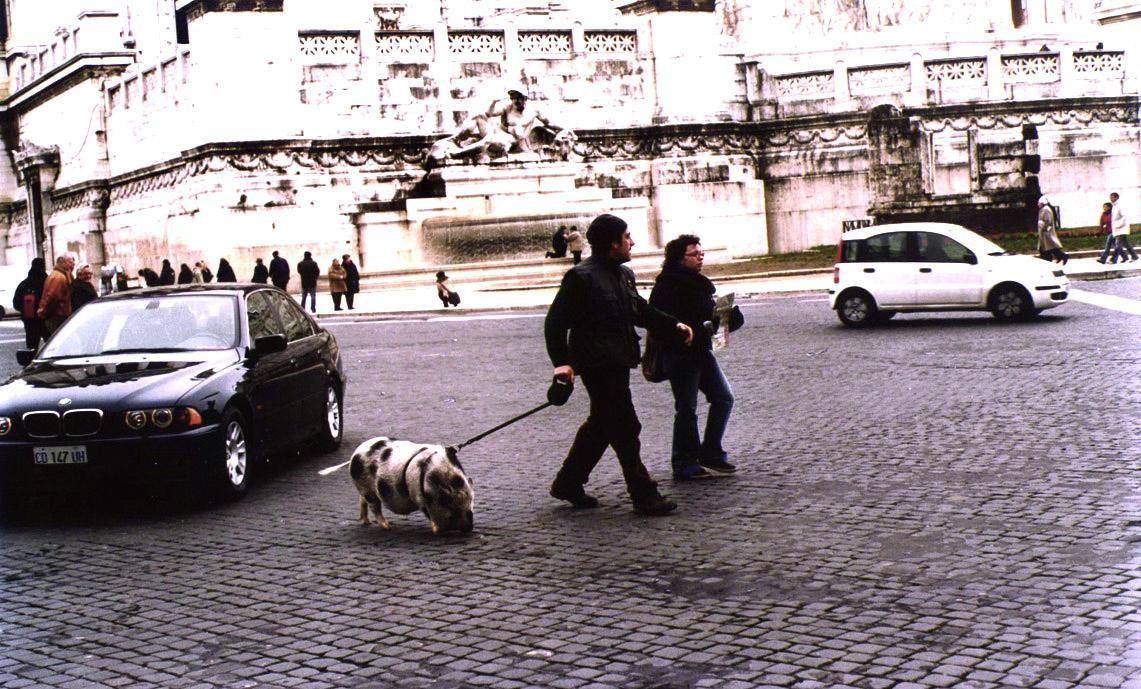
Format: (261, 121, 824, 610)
(553, 367, 658, 503)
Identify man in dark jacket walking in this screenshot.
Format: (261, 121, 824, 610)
(251, 258, 269, 284)
(544, 214, 693, 516)
(341, 254, 360, 310)
(296, 251, 320, 312)
(269, 251, 290, 290)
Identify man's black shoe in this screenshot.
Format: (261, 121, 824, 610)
(550, 483, 599, 508)
(632, 496, 677, 516)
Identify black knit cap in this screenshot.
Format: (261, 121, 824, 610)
(586, 213, 627, 252)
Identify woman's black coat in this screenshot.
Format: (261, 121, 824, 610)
(159, 261, 176, 285)
(177, 265, 193, 284)
(648, 263, 716, 358)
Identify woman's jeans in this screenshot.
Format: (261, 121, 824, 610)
(666, 349, 734, 473)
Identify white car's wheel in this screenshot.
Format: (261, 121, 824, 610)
(837, 291, 878, 327)
(990, 285, 1037, 321)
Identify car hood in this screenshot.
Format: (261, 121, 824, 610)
(0, 350, 241, 413)
(988, 254, 1064, 276)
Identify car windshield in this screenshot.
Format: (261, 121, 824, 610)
(974, 235, 1010, 255)
(39, 295, 239, 359)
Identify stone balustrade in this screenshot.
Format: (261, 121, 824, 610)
(104, 49, 192, 114)
(756, 46, 1130, 116)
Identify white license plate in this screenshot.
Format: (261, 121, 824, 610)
(33, 445, 89, 465)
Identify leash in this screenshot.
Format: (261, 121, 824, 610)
(455, 378, 572, 450)
(318, 378, 572, 475)
(454, 402, 551, 451)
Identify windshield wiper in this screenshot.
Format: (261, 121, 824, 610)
(96, 347, 190, 355)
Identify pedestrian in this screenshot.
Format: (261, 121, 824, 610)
(216, 258, 237, 282)
(251, 257, 269, 284)
(297, 251, 320, 312)
(1096, 201, 1125, 264)
(544, 213, 693, 516)
(37, 254, 75, 336)
(70, 264, 98, 311)
(1036, 195, 1068, 265)
(159, 259, 176, 285)
(328, 257, 347, 311)
(566, 225, 584, 265)
(12, 257, 47, 349)
(342, 254, 360, 310)
(435, 271, 455, 308)
(269, 250, 290, 290)
(191, 261, 204, 284)
(200, 260, 214, 283)
(545, 225, 568, 259)
(648, 235, 736, 481)
(1110, 192, 1137, 263)
(178, 263, 193, 284)
(138, 267, 160, 287)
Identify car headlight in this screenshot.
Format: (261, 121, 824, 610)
(125, 410, 148, 430)
(0, 417, 11, 436)
(124, 407, 202, 432)
(151, 408, 173, 429)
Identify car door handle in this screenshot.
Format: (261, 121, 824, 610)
(863, 268, 875, 273)
(919, 268, 932, 273)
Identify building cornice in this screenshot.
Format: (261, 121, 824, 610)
(0, 52, 134, 114)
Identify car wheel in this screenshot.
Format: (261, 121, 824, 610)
(212, 408, 251, 499)
(990, 285, 1035, 321)
(837, 290, 878, 327)
(317, 382, 343, 451)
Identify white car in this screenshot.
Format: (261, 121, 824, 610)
(829, 222, 1070, 327)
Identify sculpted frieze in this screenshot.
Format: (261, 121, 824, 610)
(919, 107, 1137, 133)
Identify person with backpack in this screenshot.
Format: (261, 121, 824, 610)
(12, 257, 47, 349)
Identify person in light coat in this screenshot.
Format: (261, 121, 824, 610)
(1036, 196, 1067, 265)
(1110, 192, 1137, 263)
(328, 258, 347, 311)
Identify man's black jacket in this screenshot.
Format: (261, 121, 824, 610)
(648, 264, 716, 358)
(545, 255, 680, 370)
(296, 258, 320, 289)
(269, 256, 290, 285)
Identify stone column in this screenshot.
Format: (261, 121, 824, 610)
(833, 59, 851, 112)
(906, 53, 926, 107)
(13, 144, 60, 260)
(431, 22, 453, 130)
(986, 47, 1005, 101)
(1057, 44, 1076, 97)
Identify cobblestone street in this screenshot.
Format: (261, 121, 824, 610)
(1, 278, 1139, 689)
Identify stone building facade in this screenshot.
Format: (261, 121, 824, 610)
(0, 0, 1136, 275)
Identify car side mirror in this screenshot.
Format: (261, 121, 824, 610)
(15, 349, 33, 366)
(252, 334, 287, 356)
(964, 254, 978, 265)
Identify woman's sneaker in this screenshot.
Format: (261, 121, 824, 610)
(673, 465, 715, 481)
(699, 460, 737, 474)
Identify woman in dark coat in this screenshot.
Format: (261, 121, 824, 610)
(216, 258, 237, 283)
(177, 263, 194, 285)
(251, 258, 269, 284)
(647, 234, 735, 481)
(139, 268, 160, 286)
(159, 259, 176, 285)
(12, 257, 47, 349)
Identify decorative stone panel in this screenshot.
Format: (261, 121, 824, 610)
(448, 31, 505, 57)
(373, 4, 404, 30)
(775, 71, 834, 101)
(1073, 51, 1125, 78)
(1002, 53, 1060, 83)
(298, 32, 361, 63)
(584, 31, 637, 54)
(848, 64, 909, 96)
(375, 32, 434, 59)
(519, 31, 572, 57)
(925, 58, 986, 84)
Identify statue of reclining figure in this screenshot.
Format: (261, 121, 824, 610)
(423, 89, 577, 169)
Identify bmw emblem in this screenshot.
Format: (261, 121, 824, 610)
(58, 398, 72, 407)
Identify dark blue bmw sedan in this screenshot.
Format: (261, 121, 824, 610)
(0, 284, 346, 514)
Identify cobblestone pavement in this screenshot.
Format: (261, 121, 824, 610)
(1, 278, 1139, 689)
